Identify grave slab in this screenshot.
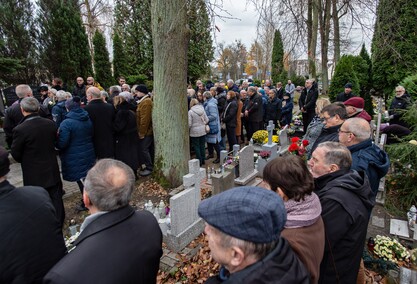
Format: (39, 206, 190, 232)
(390, 219, 409, 238)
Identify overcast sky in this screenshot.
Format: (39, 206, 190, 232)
(211, 0, 258, 49)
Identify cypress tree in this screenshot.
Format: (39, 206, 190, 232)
(371, 0, 417, 96)
(38, 0, 92, 84)
(328, 55, 359, 102)
(0, 0, 37, 84)
(187, 0, 213, 83)
(359, 45, 374, 115)
(93, 30, 113, 89)
(271, 30, 284, 83)
(113, 33, 130, 81)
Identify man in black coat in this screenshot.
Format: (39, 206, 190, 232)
(308, 142, 374, 284)
(85, 86, 115, 159)
(10, 97, 65, 225)
(299, 79, 318, 132)
(44, 159, 163, 284)
(336, 83, 356, 102)
(244, 86, 264, 140)
(0, 146, 66, 283)
(3, 84, 50, 147)
(72, 77, 86, 99)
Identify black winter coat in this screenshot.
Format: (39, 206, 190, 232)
(11, 114, 61, 188)
(205, 237, 310, 284)
(265, 97, 282, 123)
(389, 95, 411, 127)
(247, 93, 263, 122)
(0, 181, 66, 283)
(84, 99, 115, 159)
(309, 124, 341, 157)
(314, 170, 374, 284)
(4, 99, 51, 147)
(336, 92, 356, 102)
(114, 101, 139, 172)
(299, 87, 318, 112)
(222, 99, 238, 128)
(72, 84, 86, 98)
(44, 206, 163, 284)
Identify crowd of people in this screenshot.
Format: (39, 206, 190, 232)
(1, 74, 413, 283)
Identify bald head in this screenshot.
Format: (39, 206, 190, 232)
(339, 118, 371, 147)
(87, 86, 101, 101)
(15, 85, 33, 99)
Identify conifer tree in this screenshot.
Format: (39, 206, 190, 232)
(328, 55, 359, 102)
(359, 45, 374, 115)
(38, 0, 92, 84)
(93, 30, 113, 89)
(112, 33, 130, 81)
(187, 0, 214, 82)
(372, 0, 417, 96)
(0, 0, 37, 84)
(271, 30, 284, 83)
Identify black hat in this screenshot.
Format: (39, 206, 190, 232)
(216, 87, 224, 94)
(39, 85, 48, 92)
(345, 83, 353, 89)
(135, 84, 149, 94)
(198, 186, 287, 243)
(0, 146, 10, 177)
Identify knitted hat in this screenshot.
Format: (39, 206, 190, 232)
(65, 96, 81, 111)
(344, 97, 364, 109)
(344, 83, 353, 89)
(0, 146, 10, 177)
(135, 84, 148, 94)
(198, 186, 287, 243)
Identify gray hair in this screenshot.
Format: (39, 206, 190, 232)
(248, 86, 257, 93)
(84, 159, 135, 211)
(56, 90, 67, 101)
(20, 97, 40, 113)
(87, 87, 101, 99)
(100, 90, 109, 99)
(49, 88, 57, 95)
(203, 91, 212, 99)
(109, 85, 121, 94)
(316, 142, 352, 171)
(212, 225, 277, 262)
(65, 92, 72, 99)
(395, 85, 405, 92)
(15, 84, 32, 98)
(227, 79, 234, 84)
(131, 85, 138, 94)
(343, 118, 371, 142)
(119, 91, 133, 102)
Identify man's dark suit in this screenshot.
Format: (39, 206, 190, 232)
(44, 206, 163, 284)
(299, 87, 318, 132)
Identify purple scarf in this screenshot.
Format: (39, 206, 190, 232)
(284, 192, 321, 228)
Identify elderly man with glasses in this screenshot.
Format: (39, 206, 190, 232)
(338, 117, 390, 200)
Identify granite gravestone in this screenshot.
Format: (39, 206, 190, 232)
(234, 145, 258, 185)
(164, 159, 206, 252)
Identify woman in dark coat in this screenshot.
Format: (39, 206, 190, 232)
(281, 93, 294, 126)
(113, 96, 139, 178)
(221, 91, 238, 152)
(264, 89, 282, 130)
(57, 97, 95, 211)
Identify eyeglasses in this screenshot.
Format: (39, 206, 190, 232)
(323, 116, 334, 121)
(338, 128, 355, 136)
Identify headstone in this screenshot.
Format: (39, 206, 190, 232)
(164, 159, 205, 252)
(390, 219, 409, 238)
(212, 170, 235, 195)
(257, 121, 278, 177)
(220, 150, 228, 165)
(233, 144, 240, 157)
(400, 267, 417, 283)
(278, 125, 289, 155)
(267, 120, 274, 145)
(235, 145, 258, 185)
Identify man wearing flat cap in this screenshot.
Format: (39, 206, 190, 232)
(0, 146, 66, 283)
(198, 186, 309, 283)
(336, 83, 356, 102)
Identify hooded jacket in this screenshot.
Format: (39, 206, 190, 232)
(348, 139, 390, 198)
(205, 237, 310, 284)
(188, 104, 209, 137)
(314, 170, 374, 284)
(57, 108, 95, 182)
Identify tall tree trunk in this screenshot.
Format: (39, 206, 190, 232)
(318, 0, 331, 95)
(332, 0, 340, 66)
(307, 0, 318, 78)
(151, 0, 190, 187)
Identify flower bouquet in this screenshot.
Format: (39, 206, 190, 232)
(288, 137, 309, 159)
(252, 130, 268, 144)
(259, 150, 271, 160)
(263, 135, 279, 144)
(373, 235, 410, 264)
